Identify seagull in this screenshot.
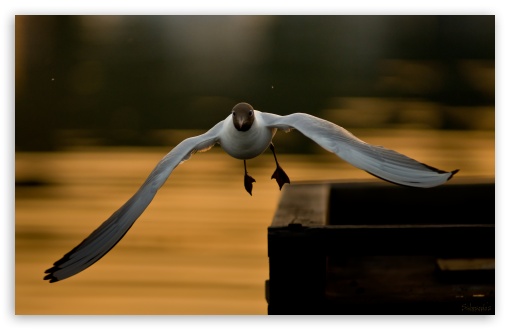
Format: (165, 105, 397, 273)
(44, 102, 458, 282)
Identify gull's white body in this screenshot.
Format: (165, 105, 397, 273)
(220, 112, 277, 159)
(44, 107, 457, 282)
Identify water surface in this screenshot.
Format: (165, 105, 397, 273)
(15, 129, 494, 314)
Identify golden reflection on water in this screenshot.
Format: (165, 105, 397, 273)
(15, 129, 494, 314)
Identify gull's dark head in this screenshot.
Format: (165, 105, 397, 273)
(231, 102, 255, 132)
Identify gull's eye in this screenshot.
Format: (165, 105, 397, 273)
(232, 111, 236, 117)
(249, 110, 253, 116)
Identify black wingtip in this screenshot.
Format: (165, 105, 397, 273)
(43, 272, 59, 283)
(419, 164, 459, 182)
(419, 162, 450, 174)
(448, 169, 460, 181)
(44, 266, 57, 282)
(43, 256, 69, 282)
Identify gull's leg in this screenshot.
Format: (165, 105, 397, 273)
(244, 160, 256, 196)
(270, 143, 290, 190)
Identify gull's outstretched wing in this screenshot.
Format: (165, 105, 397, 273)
(44, 121, 224, 283)
(260, 112, 458, 187)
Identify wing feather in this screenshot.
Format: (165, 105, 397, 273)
(44, 121, 224, 282)
(261, 112, 458, 187)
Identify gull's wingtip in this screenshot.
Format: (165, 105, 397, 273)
(43, 273, 59, 283)
(44, 265, 64, 283)
(448, 169, 460, 181)
(44, 268, 56, 283)
(365, 167, 460, 188)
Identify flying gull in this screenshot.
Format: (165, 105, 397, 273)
(44, 102, 458, 282)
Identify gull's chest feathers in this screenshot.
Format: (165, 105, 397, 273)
(219, 113, 276, 160)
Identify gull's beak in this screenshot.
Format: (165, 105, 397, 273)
(235, 116, 251, 132)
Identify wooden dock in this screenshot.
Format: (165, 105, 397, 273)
(266, 178, 495, 315)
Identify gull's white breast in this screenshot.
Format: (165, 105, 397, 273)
(219, 111, 276, 160)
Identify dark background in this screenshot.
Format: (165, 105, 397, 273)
(15, 15, 495, 151)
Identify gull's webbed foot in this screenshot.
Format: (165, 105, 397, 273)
(271, 165, 290, 190)
(244, 173, 256, 196)
(243, 160, 256, 196)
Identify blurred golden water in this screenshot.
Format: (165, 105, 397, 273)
(15, 129, 494, 314)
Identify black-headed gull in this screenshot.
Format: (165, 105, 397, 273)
(44, 102, 458, 282)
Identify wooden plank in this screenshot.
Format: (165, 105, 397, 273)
(270, 183, 330, 227)
(328, 180, 495, 226)
(267, 253, 327, 314)
(436, 258, 495, 271)
(269, 224, 494, 258)
(267, 183, 330, 313)
(268, 180, 495, 258)
(323, 255, 495, 315)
